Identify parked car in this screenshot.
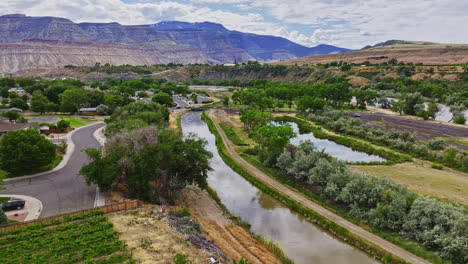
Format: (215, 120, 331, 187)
(1, 199, 25, 211)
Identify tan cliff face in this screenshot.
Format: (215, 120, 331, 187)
(0, 40, 217, 73)
(0, 14, 352, 73)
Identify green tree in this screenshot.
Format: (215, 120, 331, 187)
(391, 101, 405, 115)
(222, 96, 229, 107)
(31, 91, 50, 114)
(59, 89, 89, 113)
(255, 123, 295, 164)
(0, 170, 6, 225)
(0, 128, 56, 175)
(57, 120, 70, 131)
(9, 97, 28, 110)
(80, 127, 211, 203)
(340, 63, 351, 71)
(152, 92, 175, 107)
(1, 111, 20, 122)
(239, 109, 272, 132)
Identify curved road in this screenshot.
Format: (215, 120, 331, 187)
(0, 123, 103, 218)
(208, 110, 429, 264)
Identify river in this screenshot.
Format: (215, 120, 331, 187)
(272, 121, 386, 163)
(181, 112, 377, 264)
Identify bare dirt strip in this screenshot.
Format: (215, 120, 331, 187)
(352, 112, 468, 140)
(208, 109, 430, 264)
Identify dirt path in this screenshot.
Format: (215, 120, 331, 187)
(182, 187, 282, 264)
(207, 110, 430, 264)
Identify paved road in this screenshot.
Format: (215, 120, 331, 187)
(208, 109, 429, 264)
(173, 95, 190, 108)
(0, 123, 103, 218)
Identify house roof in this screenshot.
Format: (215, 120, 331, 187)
(78, 107, 97, 112)
(0, 123, 31, 133)
(0, 108, 23, 113)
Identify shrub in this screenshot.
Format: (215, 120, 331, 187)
(427, 138, 445, 150)
(0, 209, 6, 225)
(453, 115, 466, 125)
(57, 120, 70, 131)
(173, 254, 193, 264)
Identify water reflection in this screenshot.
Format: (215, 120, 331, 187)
(181, 112, 377, 264)
(272, 121, 386, 163)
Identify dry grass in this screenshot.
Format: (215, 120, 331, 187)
(350, 162, 468, 205)
(108, 207, 210, 264)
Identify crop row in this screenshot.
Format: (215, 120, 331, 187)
(0, 211, 133, 264)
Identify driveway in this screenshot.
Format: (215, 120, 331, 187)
(0, 123, 103, 218)
(173, 95, 190, 108)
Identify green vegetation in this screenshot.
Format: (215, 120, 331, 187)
(219, 123, 247, 146)
(173, 254, 193, 264)
(0, 210, 134, 264)
(0, 111, 19, 123)
(152, 92, 175, 107)
(275, 141, 466, 263)
(201, 112, 407, 264)
(59, 115, 94, 127)
(80, 102, 212, 204)
(308, 107, 468, 173)
(278, 115, 411, 164)
(0, 128, 56, 176)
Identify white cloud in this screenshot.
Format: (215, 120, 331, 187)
(0, 0, 466, 49)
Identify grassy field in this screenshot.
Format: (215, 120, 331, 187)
(0, 211, 134, 264)
(0, 197, 10, 204)
(24, 114, 97, 127)
(350, 162, 468, 206)
(59, 115, 95, 127)
(440, 137, 468, 147)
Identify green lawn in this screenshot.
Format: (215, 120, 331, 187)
(0, 197, 10, 204)
(59, 116, 95, 127)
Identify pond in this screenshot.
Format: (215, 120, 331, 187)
(272, 121, 386, 163)
(181, 112, 377, 264)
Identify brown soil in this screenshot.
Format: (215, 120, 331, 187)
(108, 206, 212, 264)
(182, 186, 282, 264)
(351, 111, 468, 140)
(169, 108, 189, 133)
(207, 109, 430, 264)
(272, 45, 468, 65)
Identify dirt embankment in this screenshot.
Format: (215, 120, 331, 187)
(182, 187, 282, 264)
(208, 109, 430, 264)
(273, 45, 468, 65)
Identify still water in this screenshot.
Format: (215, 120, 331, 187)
(272, 121, 386, 163)
(181, 112, 377, 264)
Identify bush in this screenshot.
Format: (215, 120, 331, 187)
(57, 120, 70, 131)
(427, 138, 445, 150)
(0, 209, 6, 225)
(453, 115, 466, 125)
(173, 254, 192, 264)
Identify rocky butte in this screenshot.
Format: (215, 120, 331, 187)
(0, 14, 352, 73)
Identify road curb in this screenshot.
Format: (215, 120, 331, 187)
(0, 194, 43, 221)
(93, 124, 107, 208)
(5, 122, 104, 182)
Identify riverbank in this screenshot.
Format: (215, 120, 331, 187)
(203, 110, 431, 264)
(170, 109, 286, 264)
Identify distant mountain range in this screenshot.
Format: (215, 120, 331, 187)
(0, 14, 352, 73)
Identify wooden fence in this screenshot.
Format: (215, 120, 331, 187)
(0, 200, 143, 232)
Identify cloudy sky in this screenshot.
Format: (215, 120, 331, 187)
(1, 0, 467, 49)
